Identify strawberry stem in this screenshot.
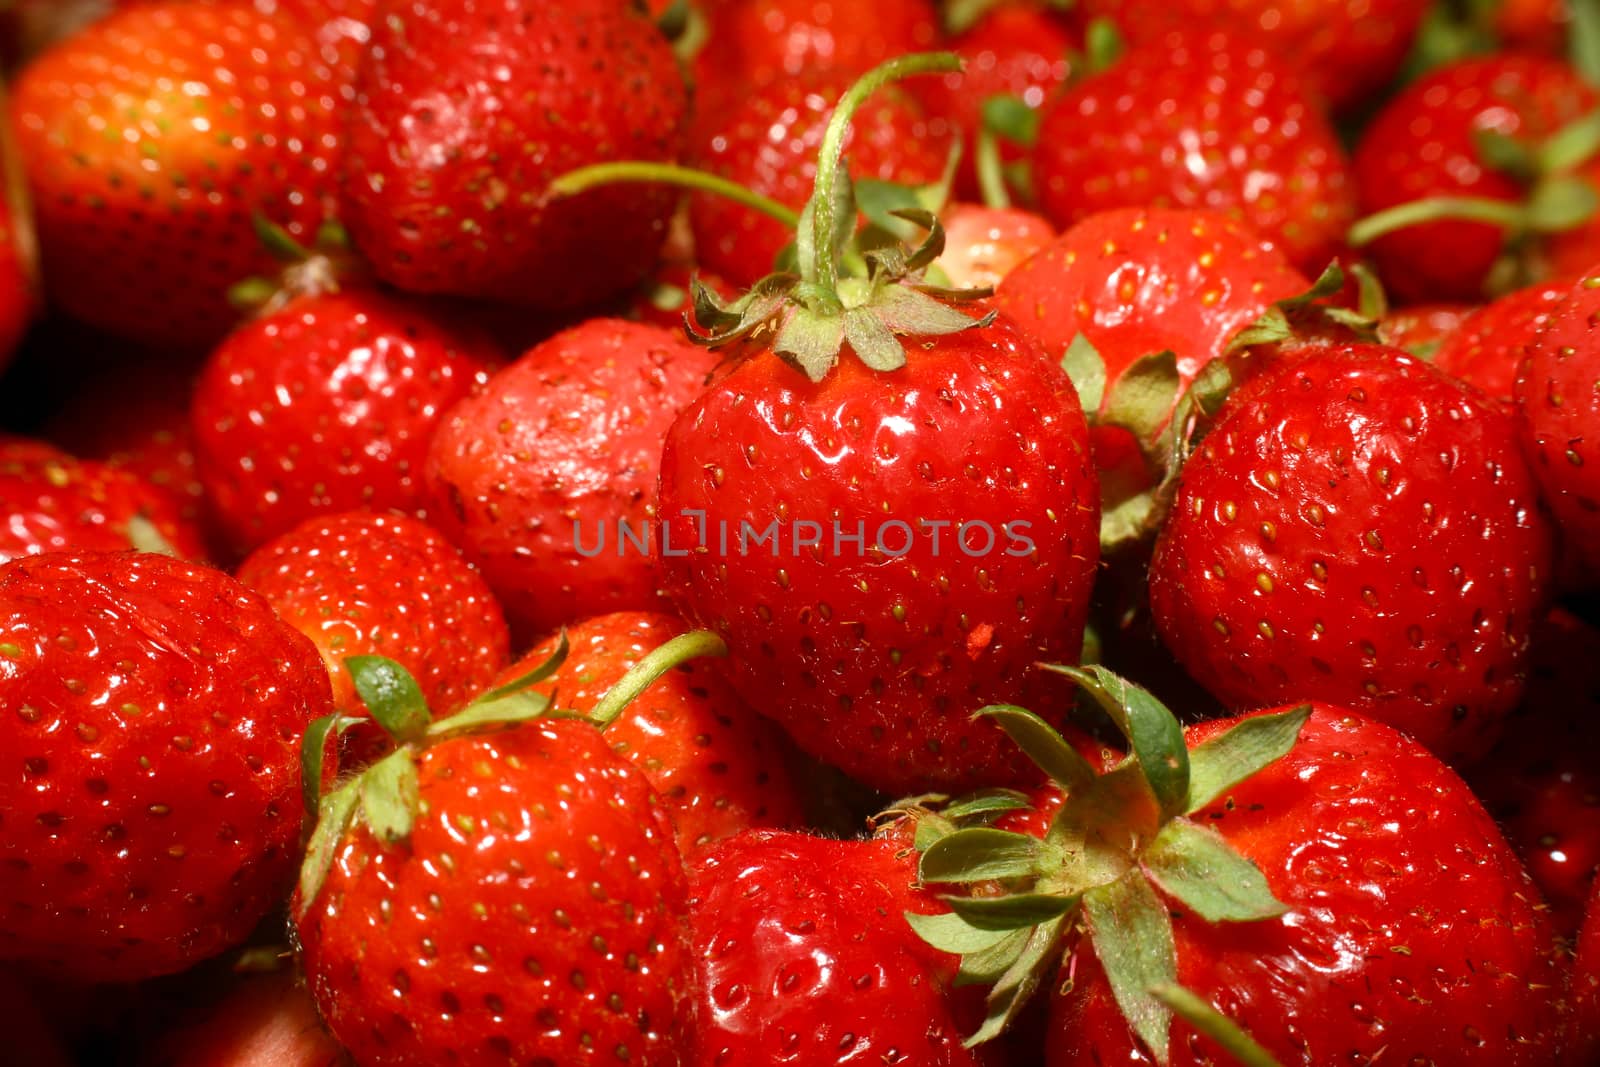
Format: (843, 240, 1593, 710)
(588, 629, 727, 730)
(804, 52, 962, 296)
(1348, 195, 1526, 245)
(547, 162, 802, 228)
(1149, 984, 1286, 1067)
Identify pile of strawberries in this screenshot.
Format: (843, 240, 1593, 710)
(6, 0, 1600, 1064)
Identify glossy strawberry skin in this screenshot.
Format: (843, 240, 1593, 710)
(1433, 281, 1569, 402)
(1033, 32, 1355, 276)
(1377, 303, 1474, 358)
(236, 510, 510, 718)
(1466, 609, 1600, 938)
(342, 1, 688, 310)
(995, 207, 1308, 393)
(1354, 56, 1599, 305)
(425, 318, 720, 640)
(657, 316, 1100, 795)
(1047, 705, 1567, 1065)
(10, 2, 346, 348)
(0, 551, 333, 983)
(0, 447, 208, 564)
(1576, 877, 1600, 1063)
(500, 612, 804, 852)
(688, 73, 953, 287)
(689, 829, 986, 1066)
(1078, 0, 1429, 112)
(191, 289, 500, 557)
(1516, 270, 1600, 585)
(295, 720, 695, 1067)
(1149, 344, 1553, 764)
(937, 204, 1055, 291)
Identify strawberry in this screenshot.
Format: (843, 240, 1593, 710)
(0, 444, 209, 563)
(936, 203, 1054, 290)
(1032, 31, 1356, 276)
(496, 612, 804, 851)
(425, 317, 720, 640)
(1149, 343, 1553, 764)
(687, 70, 954, 287)
(1466, 609, 1600, 937)
(689, 829, 987, 1064)
(1577, 877, 1600, 1063)
(1351, 55, 1600, 305)
(341, 1, 689, 311)
(1432, 280, 1570, 402)
(1377, 302, 1474, 357)
(293, 662, 696, 1066)
(1078, 0, 1430, 112)
(0, 550, 332, 982)
(137, 968, 347, 1067)
(913, 673, 1567, 1065)
(9, 1, 348, 347)
(236, 510, 510, 722)
(1515, 268, 1600, 586)
(661, 56, 1100, 796)
(191, 289, 500, 557)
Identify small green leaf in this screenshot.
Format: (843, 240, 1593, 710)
(941, 788, 1034, 821)
(965, 915, 1068, 1046)
(1185, 704, 1311, 814)
(1228, 308, 1293, 350)
(956, 926, 1033, 985)
(300, 712, 360, 821)
(1473, 127, 1537, 181)
(1350, 263, 1388, 321)
(981, 94, 1042, 148)
(945, 891, 1080, 931)
(972, 704, 1099, 795)
(297, 781, 359, 918)
(1061, 334, 1107, 414)
(359, 749, 419, 844)
(1526, 175, 1600, 233)
(904, 909, 1017, 955)
(1084, 16, 1124, 72)
(774, 306, 848, 381)
(1148, 984, 1286, 1067)
(1573, 0, 1600, 89)
(476, 631, 569, 702)
(1100, 490, 1158, 549)
(872, 285, 985, 336)
(892, 208, 948, 273)
(125, 514, 178, 557)
(920, 827, 1044, 884)
(227, 276, 279, 312)
(842, 306, 907, 372)
(427, 690, 551, 737)
(1043, 665, 1189, 821)
(1537, 109, 1600, 173)
(1084, 870, 1178, 1064)
(252, 212, 308, 262)
(346, 656, 433, 743)
(1142, 820, 1288, 923)
(1100, 350, 1180, 442)
(854, 179, 924, 244)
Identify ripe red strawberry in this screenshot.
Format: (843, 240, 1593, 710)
(137, 968, 347, 1067)
(191, 289, 500, 557)
(1149, 343, 1553, 764)
(1576, 877, 1600, 1063)
(236, 510, 510, 721)
(294, 712, 695, 1065)
(0, 550, 332, 982)
(0, 445, 208, 563)
(425, 317, 720, 640)
(341, 1, 688, 311)
(1516, 269, 1600, 586)
(1377, 302, 1474, 357)
(497, 612, 804, 851)
(690, 829, 987, 1064)
(1078, 0, 1430, 112)
(915, 679, 1566, 1065)
(688, 71, 953, 287)
(1432, 280, 1569, 402)
(937, 203, 1054, 290)
(1352, 55, 1600, 305)
(1032, 31, 1355, 276)
(9, 1, 347, 347)
(1466, 609, 1600, 937)
(694, 0, 941, 106)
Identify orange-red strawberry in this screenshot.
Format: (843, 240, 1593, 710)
(191, 289, 500, 556)
(0, 550, 332, 982)
(497, 612, 804, 851)
(1149, 343, 1553, 764)
(10, 1, 347, 347)
(0, 444, 208, 563)
(236, 510, 510, 720)
(341, 1, 688, 311)
(1516, 268, 1600, 586)
(1432, 280, 1569, 401)
(425, 318, 720, 640)
(936, 203, 1054, 290)
(1033, 31, 1356, 275)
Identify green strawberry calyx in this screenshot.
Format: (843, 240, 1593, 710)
(293, 628, 727, 917)
(902, 665, 1308, 1063)
(227, 214, 363, 315)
